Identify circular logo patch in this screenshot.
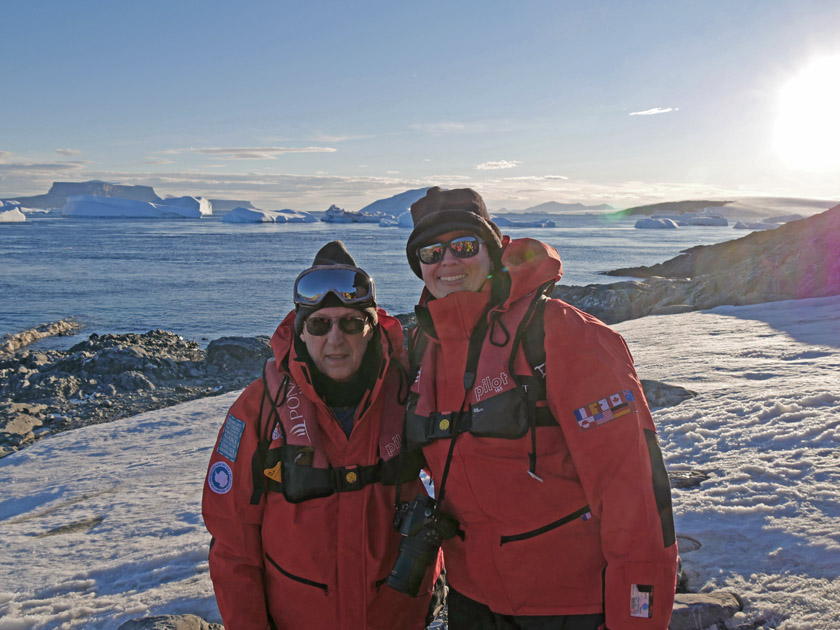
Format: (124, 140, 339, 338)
(208, 461, 233, 494)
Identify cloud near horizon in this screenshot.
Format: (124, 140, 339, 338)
(55, 148, 82, 156)
(159, 147, 338, 160)
(629, 107, 680, 116)
(476, 160, 521, 170)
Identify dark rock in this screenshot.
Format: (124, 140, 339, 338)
(0, 329, 263, 458)
(670, 471, 710, 489)
(640, 380, 697, 409)
(206, 335, 271, 366)
(117, 614, 223, 630)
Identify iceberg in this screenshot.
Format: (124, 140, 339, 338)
(62, 195, 212, 218)
(494, 216, 556, 228)
(322, 204, 384, 223)
(222, 207, 318, 223)
(635, 217, 679, 229)
(0, 201, 26, 222)
(381, 210, 417, 228)
(222, 207, 277, 223)
(733, 221, 779, 230)
(359, 187, 429, 216)
(687, 215, 728, 226)
(276, 208, 318, 223)
(325, 189, 431, 225)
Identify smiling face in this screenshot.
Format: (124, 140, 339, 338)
(419, 230, 493, 299)
(299, 306, 373, 382)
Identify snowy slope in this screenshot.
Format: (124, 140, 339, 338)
(1, 297, 839, 629)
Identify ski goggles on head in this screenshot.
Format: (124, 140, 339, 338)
(417, 235, 483, 265)
(304, 314, 369, 336)
(293, 265, 375, 307)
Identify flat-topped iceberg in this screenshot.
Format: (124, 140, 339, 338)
(222, 207, 318, 223)
(687, 215, 728, 226)
(62, 195, 212, 218)
(322, 204, 383, 223)
(0, 201, 26, 222)
(635, 217, 679, 229)
(733, 220, 780, 230)
(494, 216, 556, 228)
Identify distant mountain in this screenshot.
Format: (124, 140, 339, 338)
(525, 201, 614, 213)
(614, 200, 731, 217)
(496, 201, 615, 214)
(613, 197, 837, 219)
(11, 181, 163, 209)
(356, 187, 430, 215)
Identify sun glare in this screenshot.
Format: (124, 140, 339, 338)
(773, 55, 840, 171)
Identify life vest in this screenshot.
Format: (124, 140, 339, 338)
(250, 357, 422, 504)
(405, 283, 557, 477)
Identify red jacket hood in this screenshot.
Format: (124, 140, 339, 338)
(499, 236, 563, 307)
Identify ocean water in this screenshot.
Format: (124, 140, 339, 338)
(1, 214, 744, 347)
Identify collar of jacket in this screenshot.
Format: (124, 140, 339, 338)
(268, 307, 403, 404)
(416, 237, 563, 342)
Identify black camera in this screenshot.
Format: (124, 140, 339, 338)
(386, 493, 459, 597)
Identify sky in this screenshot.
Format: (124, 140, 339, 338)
(0, 295, 838, 629)
(2, 0, 840, 212)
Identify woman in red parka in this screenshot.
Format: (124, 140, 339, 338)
(398, 187, 679, 630)
(203, 241, 440, 630)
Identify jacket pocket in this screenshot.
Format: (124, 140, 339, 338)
(499, 505, 591, 545)
(265, 552, 329, 595)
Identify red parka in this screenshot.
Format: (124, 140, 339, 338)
(408, 237, 678, 628)
(203, 309, 437, 630)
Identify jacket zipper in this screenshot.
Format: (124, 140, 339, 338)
(265, 552, 330, 595)
(499, 505, 591, 545)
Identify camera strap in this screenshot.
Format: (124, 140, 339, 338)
(435, 300, 494, 506)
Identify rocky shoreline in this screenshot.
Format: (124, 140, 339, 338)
(554, 203, 840, 324)
(0, 325, 272, 458)
(0, 320, 697, 458)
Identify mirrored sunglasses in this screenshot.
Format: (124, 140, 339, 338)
(417, 236, 483, 265)
(304, 315, 369, 336)
(294, 265, 375, 307)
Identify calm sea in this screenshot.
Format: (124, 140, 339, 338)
(1, 214, 742, 348)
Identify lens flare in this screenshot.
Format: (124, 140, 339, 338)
(774, 55, 840, 171)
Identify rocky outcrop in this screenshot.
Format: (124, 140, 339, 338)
(12, 181, 163, 210)
(118, 615, 222, 630)
(0, 331, 271, 458)
(556, 204, 840, 324)
(1, 319, 81, 354)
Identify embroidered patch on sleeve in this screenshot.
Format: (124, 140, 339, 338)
(208, 461, 233, 494)
(573, 390, 635, 431)
(630, 584, 654, 618)
(217, 414, 246, 462)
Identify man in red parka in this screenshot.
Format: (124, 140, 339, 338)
(203, 241, 440, 630)
(396, 187, 678, 629)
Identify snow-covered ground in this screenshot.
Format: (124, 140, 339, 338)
(1, 296, 838, 629)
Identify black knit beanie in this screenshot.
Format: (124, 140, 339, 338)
(405, 186, 503, 278)
(294, 240, 378, 335)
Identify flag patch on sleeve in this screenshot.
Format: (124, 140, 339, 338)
(217, 414, 246, 462)
(573, 390, 635, 431)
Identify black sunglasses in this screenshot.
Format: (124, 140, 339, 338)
(304, 315, 369, 336)
(417, 236, 483, 265)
